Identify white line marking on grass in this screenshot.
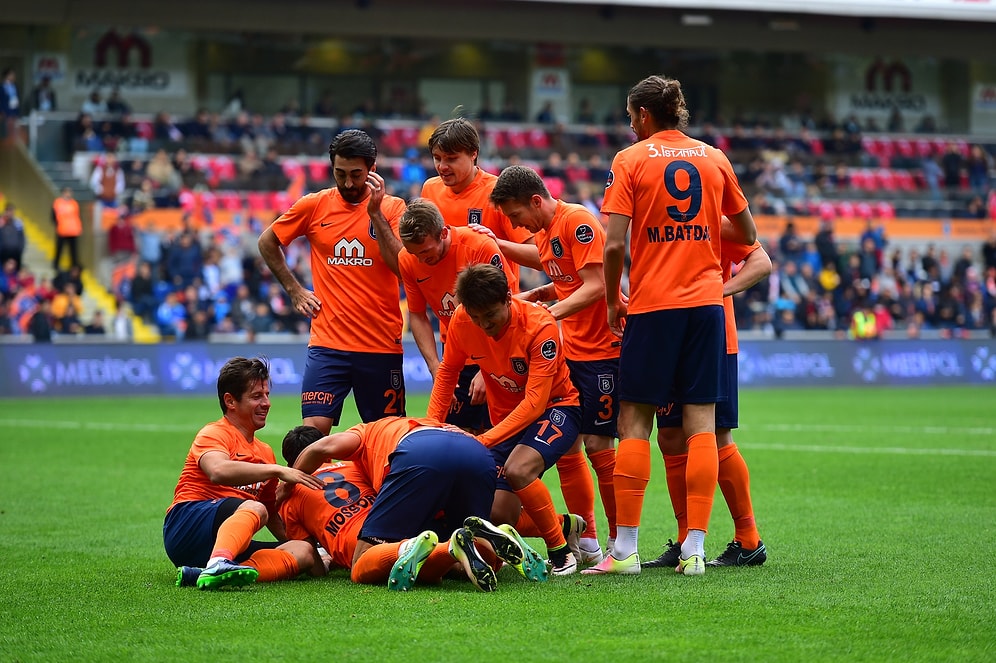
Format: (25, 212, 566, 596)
(1, 419, 200, 433)
(745, 442, 996, 457)
(751, 423, 995, 436)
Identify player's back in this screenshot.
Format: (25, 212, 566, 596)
(602, 130, 748, 313)
(280, 460, 376, 569)
(345, 416, 443, 490)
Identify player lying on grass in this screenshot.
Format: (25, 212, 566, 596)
(281, 424, 544, 591)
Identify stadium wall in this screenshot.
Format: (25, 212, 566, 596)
(2, 338, 995, 398)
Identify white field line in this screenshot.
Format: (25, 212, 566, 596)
(1, 418, 992, 457)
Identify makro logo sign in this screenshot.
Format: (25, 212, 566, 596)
(75, 29, 171, 92)
(168, 354, 303, 390)
(851, 58, 926, 113)
(18, 353, 156, 392)
(738, 351, 835, 384)
(328, 238, 373, 266)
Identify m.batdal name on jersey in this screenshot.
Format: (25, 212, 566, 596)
(646, 224, 711, 243)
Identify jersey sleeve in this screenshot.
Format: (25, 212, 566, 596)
(399, 255, 427, 314)
(714, 149, 749, 217)
(427, 316, 469, 421)
(270, 191, 318, 246)
(600, 150, 635, 217)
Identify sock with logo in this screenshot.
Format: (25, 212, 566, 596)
(664, 452, 689, 542)
(718, 443, 760, 550)
(556, 450, 598, 540)
(587, 447, 617, 539)
(209, 509, 263, 563)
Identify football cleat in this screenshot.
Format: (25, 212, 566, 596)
(580, 552, 641, 575)
(388, 530, 438, 592)
(550, 550, 579, 576)
(463, 516, 524, 566)
(676, 554, 706, 576)
(196, 559, 258, 590)
(449, 527, 497, 592)
(561, 513, 587, 560)
(641, 539, 682, 569)
(175, 566, 202, 588)
(707, 540, 767, 567)
(498, 524, 548, 582)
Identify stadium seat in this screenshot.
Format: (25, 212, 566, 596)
(307, 160, 329, 183)
(271, 191, 292, 213)
(874, 201, 895, 219)
(246, 192, 271, 213)
(874, 168, 898, 192)
(894, 170, 917, 192)
(217, 191, 243, 211)
(834, 200, 856, 218)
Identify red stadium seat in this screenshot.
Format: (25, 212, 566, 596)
(217, 191, 243, 211)
(894, 170, 917, 192)
(246, 192, 271, 212)
(281, 158, 303, 179)
(271, 191, 292, 213)
(874, 168, 898, 192)
(834, 200, 856, 218)
(307, 160, 329, 183)
(874, 201, 895, 219)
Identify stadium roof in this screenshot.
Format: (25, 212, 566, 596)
(507, 0, 996, 22)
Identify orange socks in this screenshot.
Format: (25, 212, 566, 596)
(613, 438, 651, 527)
(663, 453, 689, 542)
(556, 451, 597, 539)
(587, 448, 617, 539)
(718, 443, 760, 549)
(513, 509, 540, 537)
(351, 542, 403, 584)
(245, 548, 300, 582)
(418, 544, 460, 583)
(210, 509, 263, 561)
(514, 479, 566, 550)
(685, 432, 718, 534)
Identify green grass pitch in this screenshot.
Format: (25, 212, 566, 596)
(1, 386, 993, 661)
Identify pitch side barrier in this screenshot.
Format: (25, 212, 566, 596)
(1, 338, 995, 398)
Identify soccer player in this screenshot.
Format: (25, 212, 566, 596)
(398, 198, 516, 432)
(427, 263, 582, 575)
(258, 129, 407, 436)
(164, 357, 326, 590)
(643, 232, 771, 570)
(488, 164, 621, 566)
(584, 75, 757, 577)
(290, 415, 546, 588)
(279, 425, 527, 592)
(420, 118, 534, 294)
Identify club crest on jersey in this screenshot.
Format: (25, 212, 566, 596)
(540, 339, 557, 360)
(575, 224, 594, 244)
(550, 237, 564, 258)
(605, 170, 614, 188)
(468, 209, 483, 225)
(598, 374, 614, 394)
(390, 370, 403, 390)
(511, 357, 528, 375)
(490, 254, 504, 269)
(549, 408, 566, 426)
(368, 220, 378, 239)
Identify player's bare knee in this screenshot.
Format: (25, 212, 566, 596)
(656, 427, 685, 456)
(239, 500, 270, 523)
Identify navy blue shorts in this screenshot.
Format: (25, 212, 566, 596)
(656, 353, 739, 430)
(359, 429, 496, 542)
(619, 305, 727, 406)
(162, 497, 279, 567)
(567, 358, 619, 437)
(445, 364, 492, 431)
(491, 405, 582, 492)
(301, 347, 406, 424)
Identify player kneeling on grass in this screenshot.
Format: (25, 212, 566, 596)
(427, 264, 583, 576)
(289, 418, 546, 590)
(164, 357, 328, 590)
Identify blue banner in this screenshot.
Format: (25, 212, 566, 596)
(1, 339, 994, 398)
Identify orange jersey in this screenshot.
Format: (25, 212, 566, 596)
(601, 130, 749, 313)
(535, 200, 620, 361)
(421, 169, 532, 293)
(399, 226, 513, 342)
(428, 298, 580, 447)
(343, 416, 457, 491)
(168, 417, 277, 513)
(280, 460, 375, 570)
(270, 187, 407, 353)
(720, 239, 761, 355)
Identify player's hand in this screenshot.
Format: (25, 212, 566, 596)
(280, 467, 325, 490)
(467, 223, 497, 240)
(366, 171, 386, 214)
(607, 300, 628, 338)
(518, 287, 545, 303)
(291, 289, 322, 319)
(468, 370, 487, 405)
(275, 481, 294, 506)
